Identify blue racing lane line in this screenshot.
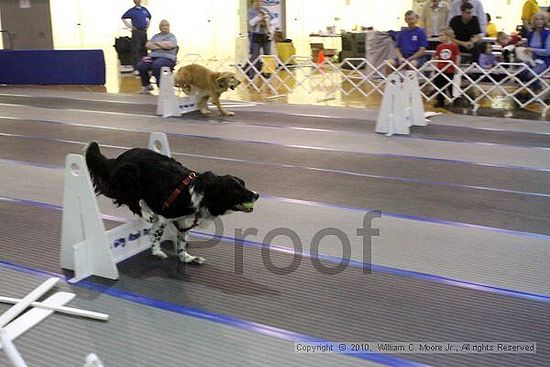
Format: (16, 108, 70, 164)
(395, 134, 550, 151)
(190, 230, 550, 304)
(1, 116, 550, 173)
(1, 171, 549, 241)
(0, 259, 429, 367)
(1, 132, 550, 199)
(261, 195, 550, 241)
(1, 194, 549, 304)
(3, 94, 550, 136)
(2, 102, 550, 151)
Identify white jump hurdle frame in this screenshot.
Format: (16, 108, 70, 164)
(375, 71, 428, 136)
(0, 278, 108, 367)
(157, 66, 199, 118)
(403, 71, 428, 127)
(60, 132, 172, 283)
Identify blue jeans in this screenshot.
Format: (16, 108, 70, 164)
(247, 34, 272, 78)
(518, 60, 548, 92)
(136, 57, 176, 87)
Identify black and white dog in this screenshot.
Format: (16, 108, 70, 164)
(85, 142, 259, 264)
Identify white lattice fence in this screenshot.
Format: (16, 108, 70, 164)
(176, 53, 550, 116)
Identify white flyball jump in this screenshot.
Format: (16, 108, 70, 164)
(403, 71, 427, 127)
(376, 70, 428, 136)
(0, 277, 108, 367)
(156, 66, 198, 118)
(60, 132, 172, 283)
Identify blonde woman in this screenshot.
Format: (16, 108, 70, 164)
(525, 13, 550, 75)
(521, 0, 541, 31)
(516, 13, 550, 97)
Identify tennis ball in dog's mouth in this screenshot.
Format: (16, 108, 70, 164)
(242, 202, 255, 210)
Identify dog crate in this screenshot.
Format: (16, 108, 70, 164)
(340, 32, 366, 69)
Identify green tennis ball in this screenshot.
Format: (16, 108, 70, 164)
(242, 202, 255, 209)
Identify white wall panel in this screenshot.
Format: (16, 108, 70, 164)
(39, 0, 537, 61)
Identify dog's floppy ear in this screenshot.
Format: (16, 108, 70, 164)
(215, 75, 228, 92)
(228, 74, 241, 89)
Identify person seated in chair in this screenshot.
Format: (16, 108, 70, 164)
(525, 13, 550, 74)
(518, 13, 550, 94)
(386, 10, 428, 74)
(449, 2, 483, 63)
(136, 19, 178, 94)
(478, 41, 497, 69)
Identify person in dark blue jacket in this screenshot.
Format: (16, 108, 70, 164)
(122, 0, 152, 70)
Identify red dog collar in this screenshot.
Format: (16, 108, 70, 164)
(162, 171, 197, 210)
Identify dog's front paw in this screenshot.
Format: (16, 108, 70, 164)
(221, 111, 234, 116)
(200, 109, 211, 115)
(151, 247, 168, 259)
(191, 256, 206, 265)
(178, 251, 206, 264)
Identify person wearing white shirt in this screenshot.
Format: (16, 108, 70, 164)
(448, 0, 486, 35)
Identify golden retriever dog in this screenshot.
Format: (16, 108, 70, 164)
(174, 64, 241, 116)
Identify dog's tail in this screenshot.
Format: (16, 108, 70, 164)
(85, 142, 112, 197)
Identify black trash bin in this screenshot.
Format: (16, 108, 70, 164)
(114, 35, 132, 67)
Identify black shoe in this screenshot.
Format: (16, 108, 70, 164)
(452, 98, 464, 107)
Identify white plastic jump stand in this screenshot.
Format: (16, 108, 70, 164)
(149, 131, 172, 157)
(156, 66, 198, 118)
(375, 73, 409, 136)
(60, 133, 173, 283)
(60, 154, 121, 283)
(404, 71, 428, 127)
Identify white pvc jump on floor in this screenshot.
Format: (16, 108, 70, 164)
(0, 277, 108, 367)
(376, 70, 428, 136)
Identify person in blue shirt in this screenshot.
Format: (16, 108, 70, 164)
(517, 12, 550, 95)
(246, 0, 274, 79)
(387, 10, 428, 74)
(478, 41, 496, 69)
(136, 19, 178, 94)
(525, 13, 550, 74)
(122, 0, 152, 69)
